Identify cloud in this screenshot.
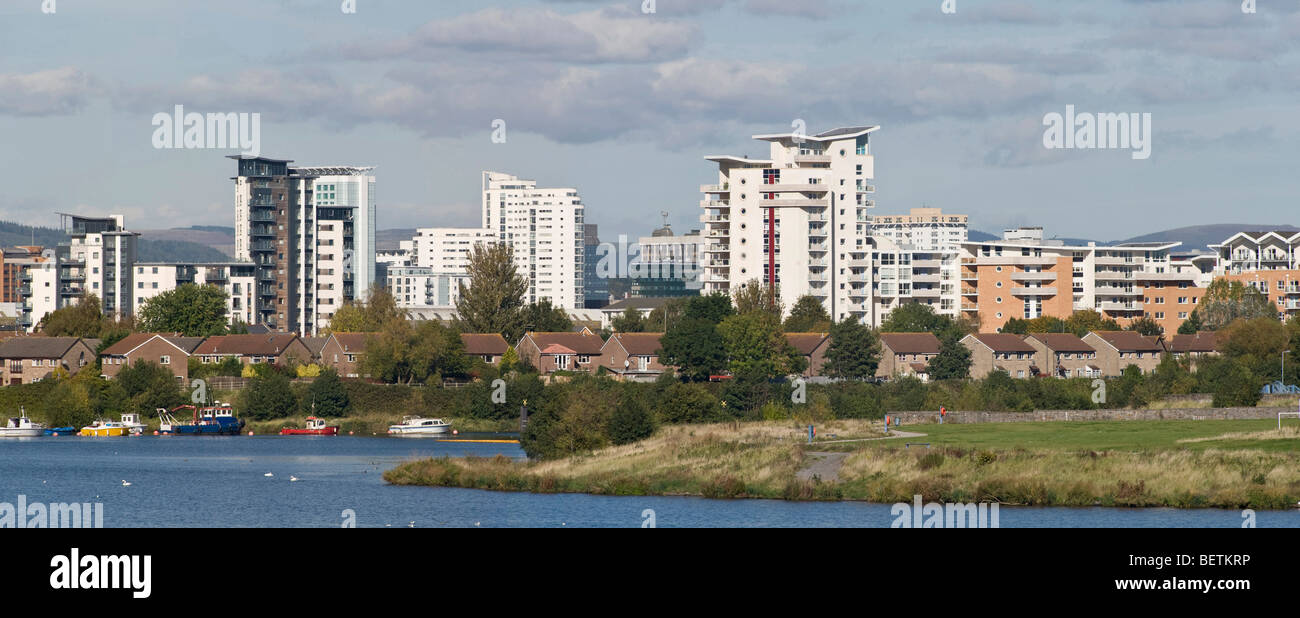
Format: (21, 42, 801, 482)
(0, 67, 101, 116)
(334, 6, 699, 64)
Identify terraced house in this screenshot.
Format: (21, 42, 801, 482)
(192, 334, 313, 368)
(877, 333, 941, 381)
(1082, 331, 1165, 376)
(962, 333, 1040, 379)
(1024, 333, 1102, 379)
(599, 332, 668, 381)
(784, 333, 831, 378)
(0, 337, 97, 386)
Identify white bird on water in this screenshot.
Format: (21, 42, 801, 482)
(121, 480, 131, 487)
(264, 473, 274, 477)
(290, 476, 299, 482)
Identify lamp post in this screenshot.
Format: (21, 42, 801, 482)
(1284, 350, 1290, 387)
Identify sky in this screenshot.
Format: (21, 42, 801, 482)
(1, 0, 1298, 242)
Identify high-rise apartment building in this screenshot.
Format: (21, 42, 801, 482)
(231, 156, 376, 335)
(866, 207, 967, 326)
(699, 126, 878, 322)
(870, 207, 968, 252)
(481, 171, 585, 309)
(132, 262, 259, 326)
(409, 228, 498, 272)
(57, 214, 139, 321)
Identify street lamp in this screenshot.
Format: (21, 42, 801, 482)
(1284, 350, 1291, 387)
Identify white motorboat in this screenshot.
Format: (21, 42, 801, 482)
(1, 415, 47, 438)
(387, 416, 451, 436)
(120, 413, 147, 435)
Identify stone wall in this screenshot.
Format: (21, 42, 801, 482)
(887, 407, 1297, 425)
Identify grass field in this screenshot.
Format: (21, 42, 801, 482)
(384, 417, 1300, 509)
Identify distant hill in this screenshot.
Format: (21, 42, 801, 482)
(377, 228, 417, 251)
(1115, 224, 1300, 253)
(1, 220, 231, 263)
(137, 227, 235, 257)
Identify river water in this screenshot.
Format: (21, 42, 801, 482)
(1, 435, 1296, 528)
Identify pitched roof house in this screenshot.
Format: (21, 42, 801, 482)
(1165, 332, 1219, 361)
(99, 333, 205, 382)
(460, 333, 510, 365)
(1023, 333, 1101, 378)
(599, 332, 667, 381)
(962, 333, 1041, 379)
(1082, 331, 1165, 376)
(785, 333, 831, 377)
(0, 337, 97, 386)
(516, 331, 605, 375)
(877, 333, 942, 381)
(319, 333, 376, 379)
(192, 334, 313, 368)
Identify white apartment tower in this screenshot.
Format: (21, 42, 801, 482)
(868, 207, 968, 326)
(700, 126, 878, 322)
(410, 228, 499, 272)
(481, 171, 585, 309)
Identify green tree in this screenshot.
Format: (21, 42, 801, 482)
(40, 294, 107, 337)
(684, 293, 734, 324)
(521, 299, 573, 334)
(927, 333, 972, 380)
(732, 279, 782, 318)
(659, 317, 727, 382)
(1065, 310, 1123, 338)
(783, 295, 832, 333)
(645, 297, 688, 332)
(499, 346, 520, 374)
(1198, 356, 1263, 408)
(116, 359, 185, 414)
(136, 283, 230, 336)
(303, 368, 349, 417)
(718, 311, 801, 378)
(1126, 316, 1164, 337)
(328, 285, 407, 333)
(610, 307, 647, 333)
(1219, 317, 1288, 381)
(823, 319, 881, 380)
(1177, 311, 1204, 335)
(1197, 279, 1278, 330)
(363, 321, 470, 384)
(455, 243, 529, 341)
(243, 371, 298, 420)
(608, 392, 655, 445)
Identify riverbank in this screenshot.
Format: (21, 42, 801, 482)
(244, 414, 517, 436)
(384, 419, 1300, 509)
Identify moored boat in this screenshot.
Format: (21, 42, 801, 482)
(387, 416, 451, 436)
(80, 420, 130, 437)
(279, 416, 339, 436)
(1, 414, 46, 438)
(120, 413, 147, 435)
(158, 402, 245, 436)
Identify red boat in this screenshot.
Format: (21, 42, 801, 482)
(279, 417, 339, 436)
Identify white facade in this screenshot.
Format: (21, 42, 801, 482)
(482, 171, 585, 309)
(410, 228, 498, 272)
(699, 126, 878, 322)
(132, 263, 258, 326)
(870, 237, 962, 326)
(387, 266, 470, 309)
(870, 207, 968, 252)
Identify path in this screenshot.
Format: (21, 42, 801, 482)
(796, 431, 928, 482)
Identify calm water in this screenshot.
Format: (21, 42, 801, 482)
(1, 435, 1297, 528)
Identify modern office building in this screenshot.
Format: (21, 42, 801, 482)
(583, 224, 608, 308)
(230, 156, 376, 335)
(481, 171, 586, 309)
(634, 219, 705, 298)
(699, 126, 878, 322)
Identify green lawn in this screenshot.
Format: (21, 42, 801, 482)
(888, 419, 1300, 453)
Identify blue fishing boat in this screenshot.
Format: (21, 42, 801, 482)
(44, 427, 76, 436)
(158, 403, 245, 436)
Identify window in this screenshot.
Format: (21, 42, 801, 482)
(578, 355, 591, 364)
(159, 356, 170, 365)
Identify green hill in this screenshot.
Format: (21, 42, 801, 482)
(0, 220, 231, 263)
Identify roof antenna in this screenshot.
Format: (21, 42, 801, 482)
(661, 211, 670, 228)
